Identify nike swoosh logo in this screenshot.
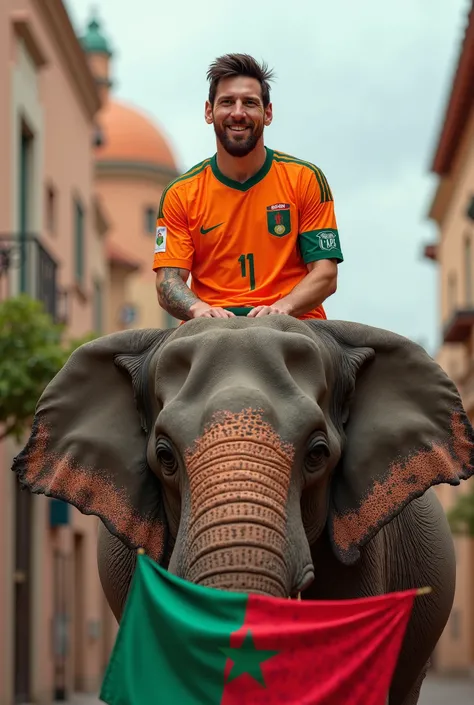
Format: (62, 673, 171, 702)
(200, 223, 224, 234)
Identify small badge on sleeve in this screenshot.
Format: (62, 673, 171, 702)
(154, 226, 167, 253)
(317, 230, 339, 251)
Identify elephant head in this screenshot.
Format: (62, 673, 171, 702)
(12, 317, 474, 599)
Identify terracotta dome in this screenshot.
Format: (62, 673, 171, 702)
(95, 100, 177, 170)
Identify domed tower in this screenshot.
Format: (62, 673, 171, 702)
(80, 14, 114, 105)
(80, 12, 180, 330)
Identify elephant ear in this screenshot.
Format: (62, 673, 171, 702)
(306, 320, 474, 565)
(11, 329, 174, 563)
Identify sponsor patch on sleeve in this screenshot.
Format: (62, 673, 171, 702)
(317, 230, 339, 251)
(154, 226, 167, 253)
(298, 228, 344, 264)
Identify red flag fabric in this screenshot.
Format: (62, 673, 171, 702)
(220, 590, 416, 704)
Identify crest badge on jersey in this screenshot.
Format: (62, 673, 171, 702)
(266, 203, 291, 237)
(154, 226, 167, 253)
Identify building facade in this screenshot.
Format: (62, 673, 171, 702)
(0, 3, 179, 703)
(425, 0, 474, 675)
(82, 19, 180, 332)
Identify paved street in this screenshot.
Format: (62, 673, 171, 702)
(418, 674, 474, 704)
(54, 697, 102, 705)
(60, 674, 474, 704)
(53, 698, 101, 705)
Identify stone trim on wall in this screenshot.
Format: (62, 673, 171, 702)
(95, 159, 180, 186)
(431, 5, 474, 175)
(11, 11, 48, 68)
(10, 36, 46, 704)
(31, 0, 101, 119)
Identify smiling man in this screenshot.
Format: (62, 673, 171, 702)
(153, 53, 344, 321)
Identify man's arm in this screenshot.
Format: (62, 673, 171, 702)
(247, 260, 338, 318)
(156, 267, 197, 321)
(155, 268, 235, 320)
(251, 259, 338, 318)
(249, 165, 342, 319)
(153, 186, 234, 321)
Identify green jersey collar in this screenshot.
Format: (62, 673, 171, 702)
(210, 147, 274, 191)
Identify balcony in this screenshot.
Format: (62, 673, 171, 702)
(467, 195, 474, 221)
(443, 308, 474, 343)
(423, 243, 438, 261)
(0, 233, 61, 321)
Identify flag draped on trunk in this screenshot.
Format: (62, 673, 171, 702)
(100, 553, 422, 705)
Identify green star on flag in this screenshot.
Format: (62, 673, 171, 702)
(99, 552, 426, 705)
(220, 629, 278, 686)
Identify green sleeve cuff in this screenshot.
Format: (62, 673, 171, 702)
(299, 229, 344, 264)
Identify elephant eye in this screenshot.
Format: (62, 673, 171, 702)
(305, 438, 330, 474)
(156, 437, 178, 475)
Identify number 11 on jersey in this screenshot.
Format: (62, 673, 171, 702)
(238, 253, 255, 291)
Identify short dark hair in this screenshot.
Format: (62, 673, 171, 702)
(207, 53, 275, 108)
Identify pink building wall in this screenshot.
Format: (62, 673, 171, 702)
(0, 2, 118, 703)
(0, 0, 13, 664)
(0, 3, 180, 703)
(95, 177, 171, 330)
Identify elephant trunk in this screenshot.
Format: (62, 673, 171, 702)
(181, 410, 297, 598)
(185, 483, 289, 597)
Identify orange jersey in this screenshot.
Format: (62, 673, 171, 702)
(152, 147, 343, 319)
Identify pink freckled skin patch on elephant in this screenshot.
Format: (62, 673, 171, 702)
(451, 410, 473, 466)
(18, 421, 166, 562)
(333, 411, 472, 555)
(184, 408, 295, 515)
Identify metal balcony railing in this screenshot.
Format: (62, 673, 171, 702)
(443, 307, 474, 343)
(467, 195, 474, 222)
(0, 233, 59, 321)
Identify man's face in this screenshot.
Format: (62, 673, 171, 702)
(205, 76, 273, 157)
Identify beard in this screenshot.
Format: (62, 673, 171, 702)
(214, 120, 264, 157)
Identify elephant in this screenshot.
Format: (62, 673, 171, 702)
(12, 316, 474, 705)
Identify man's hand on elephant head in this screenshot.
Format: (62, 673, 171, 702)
(189, 301, 236, 318)
(247, 301, 292, 317)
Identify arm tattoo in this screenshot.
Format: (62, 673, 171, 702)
(157, 267, 199, 320)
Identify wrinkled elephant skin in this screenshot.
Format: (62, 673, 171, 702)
(12, 316, 474, 705)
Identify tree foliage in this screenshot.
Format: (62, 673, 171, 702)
(447, 484, 474, 537)
(0, 295, 95, 442)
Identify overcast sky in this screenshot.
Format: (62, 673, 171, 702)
(66, 0, 468, 354)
